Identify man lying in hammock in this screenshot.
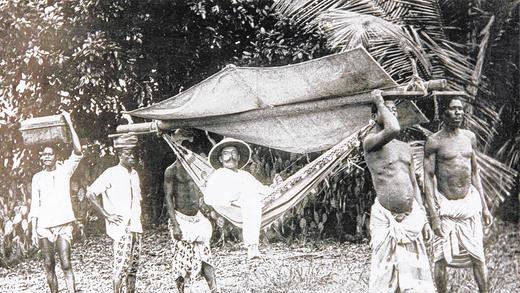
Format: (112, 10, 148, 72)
(204, 138, 273, 260)
(363, 90, 434, 293)
(164, 129, 218, 293)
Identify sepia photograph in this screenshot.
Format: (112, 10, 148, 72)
(0, 0, 518, 292)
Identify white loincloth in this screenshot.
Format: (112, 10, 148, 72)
(36, 222, 73, 243)
(433, 185, 485, 267)
(369, 198, 435, 293)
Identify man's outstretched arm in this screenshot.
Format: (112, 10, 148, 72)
(62, 111, 82, 156)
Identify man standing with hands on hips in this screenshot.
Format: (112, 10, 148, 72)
(87, 133, 143, 293)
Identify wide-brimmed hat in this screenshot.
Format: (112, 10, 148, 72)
(114, 132, 138, 149)
(208, 138, 251, 169)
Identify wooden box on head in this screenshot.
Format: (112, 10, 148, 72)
(19, 114, 71, 146)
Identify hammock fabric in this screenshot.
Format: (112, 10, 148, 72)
(127, 48, 429, 227)
(162, 123, 373, 229)
(127, 47, 428, 153)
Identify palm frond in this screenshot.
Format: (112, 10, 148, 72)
(465, 112, 498, 148)
(375, 0, 446, 39)
(419, 31, 475, 90)
(496, 134, 520, 170)
(467, 16, 494, 97)
(369, 39, 417, 82)
(274, 0, 390, 27)
(273, 0, 349, 27)
(274, 0, 472, 86)
(319, 10, 432, 79)
(477, 152, 518, 210)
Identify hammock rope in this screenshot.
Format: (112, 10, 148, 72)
(162, 122, 374, 229)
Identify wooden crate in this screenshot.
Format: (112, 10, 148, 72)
(19, 115, 71, 146)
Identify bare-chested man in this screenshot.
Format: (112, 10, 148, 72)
(424, 97, 493, 293)
(164, 129, 218, 293)
(363, 90, 434, 293)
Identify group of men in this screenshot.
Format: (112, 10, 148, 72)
(29, 115, 271, 292)
(364, 90, 492, 293)
(30, 114, 145, 293)
(29, 89, 492, 293)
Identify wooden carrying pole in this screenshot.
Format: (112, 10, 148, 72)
(111, 79, 462, 137)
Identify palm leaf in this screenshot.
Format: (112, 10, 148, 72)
(319, 10, 433, 80)
(274, 0, 390, 27)
(419, 31, 476, 90)
(274, 0, 478, 88)
(496, 134, 520, 170)
(375, 0, 445, 38)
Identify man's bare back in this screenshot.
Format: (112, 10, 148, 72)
(425, 129, 474, 199)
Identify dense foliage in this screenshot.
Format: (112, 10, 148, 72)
(0, 0, 329, 265)
(0, 0, 517, 266)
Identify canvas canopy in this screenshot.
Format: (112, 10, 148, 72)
(126, 47, 428, 153)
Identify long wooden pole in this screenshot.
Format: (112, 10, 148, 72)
(114, 80, 459, 136)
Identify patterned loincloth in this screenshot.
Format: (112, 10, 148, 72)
(369, 198, 435, 293)
(113, 229, 142, 283)
(433, 185, 485, 267)
(36, 222, 73, 243)
(170, 211, 214, 282)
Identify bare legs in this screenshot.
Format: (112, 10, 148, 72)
(112, 269, 136, 293)
(175, 262, 218, 293)
(126, 273, 137, 293)
(40, 239, 59, 293)
(434, 259, 448, 293)
(175, 276, 185, 293)
(202, 262, 218, 292)
(434, 257, 488, 293)
(40, 237, 76, 293)
(471, 256, 489, 293)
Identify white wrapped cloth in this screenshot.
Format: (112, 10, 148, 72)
(369, 198, 435, 293)
(433, 185, 485, 267)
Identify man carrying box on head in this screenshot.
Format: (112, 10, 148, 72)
(87, 133, 143, 293)
(30, 111, 83, 293)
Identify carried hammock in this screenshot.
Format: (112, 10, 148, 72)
(125, 47, 431, 154)
(162, 123, 372, 229)
(122, 47, 442, 228)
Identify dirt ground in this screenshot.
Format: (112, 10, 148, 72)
(1, 221, 518, 293)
